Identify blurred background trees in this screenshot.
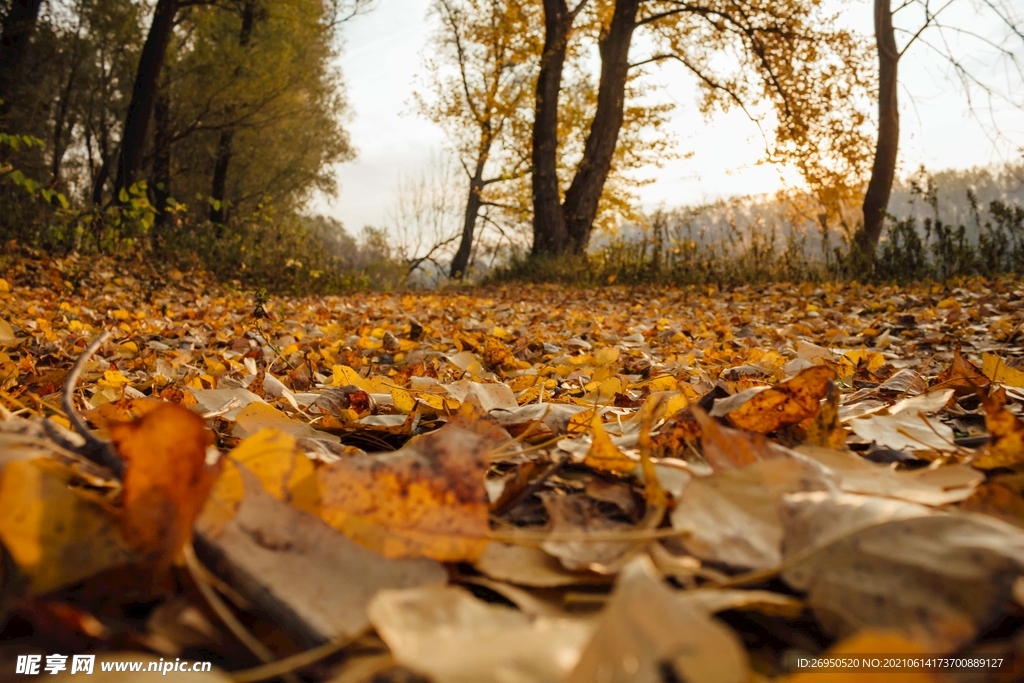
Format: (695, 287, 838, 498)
(0, 0, 1021, 289)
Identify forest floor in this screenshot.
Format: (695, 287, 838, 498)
(4, 251, 1024, 682)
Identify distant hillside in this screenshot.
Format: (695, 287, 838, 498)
(598, 164, 1024, 255)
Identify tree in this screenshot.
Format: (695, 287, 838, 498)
(858, 0, 1024, 254)
(419, 0, 673, 276)
(113, 0, 178, 197)
(164, 0, 355, 224)
(208, 0, 257, 226)
(417, 0, 538, 278)
(0, 0, 44, 118)
(531, 0, 876, 257)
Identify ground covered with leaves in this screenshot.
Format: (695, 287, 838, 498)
(5, 252, 1024, 682)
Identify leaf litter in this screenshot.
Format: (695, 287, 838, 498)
(5, 256, 1024, 679)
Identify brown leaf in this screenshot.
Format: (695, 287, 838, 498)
(725, 365, 834, 434)
(973, 386, 1024, 469)
(109, 403, 220, 571)
(318, 422, 493, 561)
(933, 344, 990, 395)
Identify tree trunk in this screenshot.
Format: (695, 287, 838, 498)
(209, 0, 256, 226)
(450, 160, 486, 279)
(114, 0, 178, 198)
(530, 0, 571, 257)
(561, 0, 638, 253)
(0, 0, 44, 117)
(51, 63, 80, 183)
(859, 0, 899, 253)
(151, 86, 172, 233)
(209, 129, 233, 225)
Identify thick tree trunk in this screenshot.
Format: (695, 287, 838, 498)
(859, 0, 899, 253)
(209, 0, 256, 226)
(562, 0, 638, 253)
(531, 0, 571, 257)
(450, 161, 486, 279)
(114, 0, 177, 198)
(0, 0, 44, 118)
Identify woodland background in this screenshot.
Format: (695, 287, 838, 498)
(0, 0, 1023, 289)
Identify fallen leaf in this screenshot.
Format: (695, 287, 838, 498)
(198, 428, 319, 534)
(691, 405, 793, 470)
(973, 386, 1024, 469)
(474, 543, 605, 587)
(583, 412, 636, 473)
(0, 459, 135, 594)
(566, 555, 749, 683)
(725, 365, 835, 434)
(368, 585, 594, 683)
(934, 345, 989, 395)
(983, 352, 1024, 389)
(848, 409, 956, 452)
(198, 465, 446, 645)
(782, 491, 1024, 648)
(670, 458, 833, 570)
(540, 492, 636, 573)
(318, 422, 493, 561)
(109, 403, 220, 571)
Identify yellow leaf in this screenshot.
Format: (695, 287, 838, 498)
(584, 412, 636, 473)
(391, 386, 417, 414)
(318, 423, 492, 561)
(199, 429, 319, 534)
(98, 369, 130, 388)
(0, 459, 135, 594)
(727, 366, 835, 434)
(415, 392, 460, 413)
(646, 375, 678, 392)
(332, 364, 368, 389)
(0, 278, 9, 292)
(982, 353, 1024, 389)
(595, 346, 620, 365)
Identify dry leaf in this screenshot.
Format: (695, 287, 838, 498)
(199, 465, 446, 645)
(318, 422, 493, 561)
(670, 458, 833, 570)
(368, 585, 594, 683)
(583, 412, 636, 473)
(566, 555, 749, 683)
(973, 386, 1024, 469)
(0, 459, 135, 594)
(109, 403, 220, 571)
(782, 491, 1024, 648)
(725, 365, 835, 434)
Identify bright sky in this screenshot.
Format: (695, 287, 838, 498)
(315, 0, 1024, 234)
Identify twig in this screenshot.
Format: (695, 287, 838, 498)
(229, 638, 352, 683)
(183, 545, 300, 683)
(56, 330, 124, 477)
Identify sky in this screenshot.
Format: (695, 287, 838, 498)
(314, 0, 1024, 235)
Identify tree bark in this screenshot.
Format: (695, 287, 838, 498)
(562, 0, 638, 253)
(450, 159, 486, 279)
(209, 0, 256, 226)
(151, 86, 172, 232)
(113, 0, 178, 198)
(0, 0, 44, 117)
(51, 62, 80, 183)
(530, 0, 572, 257)
(859, 0, 899, 253)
